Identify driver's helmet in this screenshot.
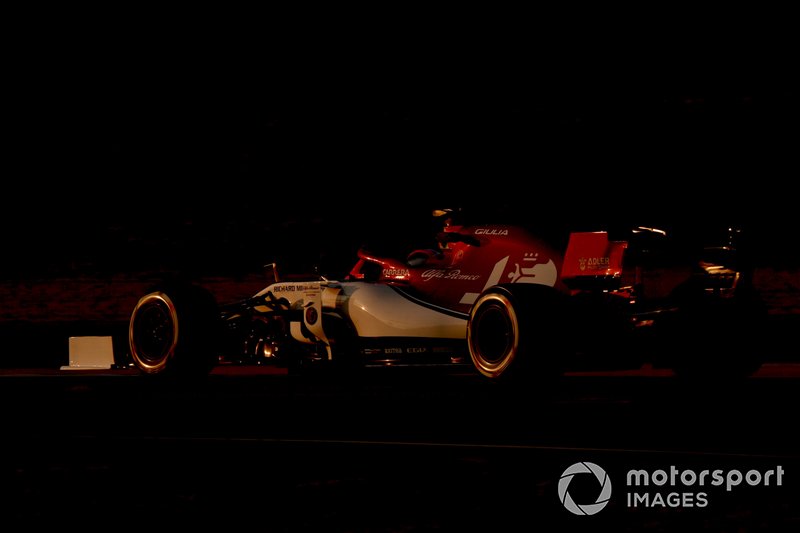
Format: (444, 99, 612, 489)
(432, 208, 463, 231)
(432, 208, 464, 248)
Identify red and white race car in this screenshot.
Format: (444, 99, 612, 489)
(128, 210, 764, 380)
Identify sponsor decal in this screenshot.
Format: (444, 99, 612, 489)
(421, 269, 481, 282)
(384, 347, 403, 354)
(460, 254, 558, 305)
(273, 285, 296, 292)
(507, 252, 557, 285)
(273, 283, 319, 292)
(382, 268, 410, 277)
(578, 257, 610, 272)
(406, 347, 427, 353)
(474, 228, 509, 236)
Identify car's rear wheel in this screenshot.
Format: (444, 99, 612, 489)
(670, 292, 766, 380)
(129, 284, 219, 376)
(467, 284, 564, 382)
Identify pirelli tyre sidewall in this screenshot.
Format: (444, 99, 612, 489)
(467, 284, 564, 381)
(129, 284, 219, 376)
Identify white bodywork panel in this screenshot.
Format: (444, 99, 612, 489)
(255, 281, 467, 340)
(336, 283, 466, 339)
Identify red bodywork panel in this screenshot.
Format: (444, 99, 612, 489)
(561, 231, 627, 283)
(349, 224, 565, 314)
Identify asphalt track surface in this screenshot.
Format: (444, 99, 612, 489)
(2, 363, 799, 531)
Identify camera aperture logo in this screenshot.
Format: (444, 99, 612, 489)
(558, 461, 785, 515)
(558, 462, 612, 516)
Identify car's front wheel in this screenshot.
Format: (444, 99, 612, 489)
(129, 284, 219, 376)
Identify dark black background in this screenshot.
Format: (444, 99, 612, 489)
(5, 10, 798, 278)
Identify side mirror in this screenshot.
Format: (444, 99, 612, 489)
(264, 262, 280, 283)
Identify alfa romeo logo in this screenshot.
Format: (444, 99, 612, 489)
(558, 462, 612, 515)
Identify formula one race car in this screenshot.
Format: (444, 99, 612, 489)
(128, 209, 765, 381)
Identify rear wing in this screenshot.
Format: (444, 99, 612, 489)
(561, 232, 627, 289)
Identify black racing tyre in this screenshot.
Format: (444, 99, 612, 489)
(670, 289, 766, 380)
(128, 284, 220, 376)
(467, 284, 565, 382)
